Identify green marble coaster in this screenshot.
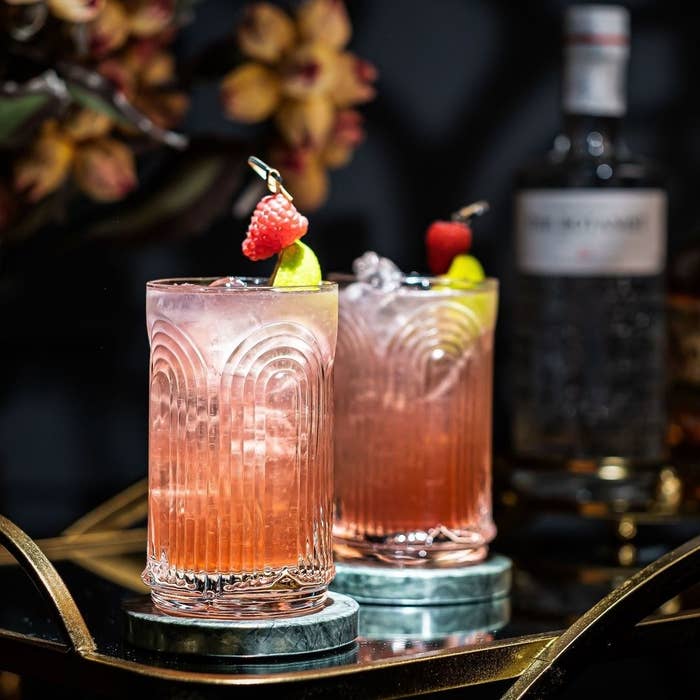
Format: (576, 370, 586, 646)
(359, 596, 511, 641)
(330, 553, 513, 605)
(122, 591, 359, 658)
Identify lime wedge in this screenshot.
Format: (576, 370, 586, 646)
(436, 254, 496, 330)
(271, 240, 322, 287)
(446, 254, 484, 283)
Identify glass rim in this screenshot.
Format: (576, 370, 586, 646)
(146, 277, 338, 293)
(328, 272, 498, 293)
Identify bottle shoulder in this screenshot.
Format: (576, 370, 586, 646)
(515, 145, 666, 190)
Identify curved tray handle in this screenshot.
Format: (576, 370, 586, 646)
(502, 534, 700, 699)
(0, 514, 95, 654)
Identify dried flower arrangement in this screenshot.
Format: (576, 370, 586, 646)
(0, 0, 376, 244)
(220, 0, 376, 211)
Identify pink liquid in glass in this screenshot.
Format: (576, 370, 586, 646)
(333, 276, 498, 566)
(143, 278, 337, 618)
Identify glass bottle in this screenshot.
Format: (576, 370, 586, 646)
(512, 5, 668, 470)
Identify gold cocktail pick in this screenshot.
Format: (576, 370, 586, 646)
(452, 200, 490, 223)
(247, 156, 294, 201)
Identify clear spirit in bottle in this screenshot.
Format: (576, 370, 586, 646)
(512, 5, 668, 472)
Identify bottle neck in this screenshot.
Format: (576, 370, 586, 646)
(559, 40, 629, 157)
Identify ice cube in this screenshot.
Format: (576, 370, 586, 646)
(344, 281, 370, 301)
(352, 251, 380, 279)
(352, 251, 403, 291)
(209, 276, 247, 288)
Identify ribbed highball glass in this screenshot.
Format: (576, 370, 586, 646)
(142, 278, 338, 618)
(332, 275, 498, 566)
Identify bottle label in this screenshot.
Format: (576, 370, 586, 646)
(563, 44, 627, 116)
(516, 189, 666, 275)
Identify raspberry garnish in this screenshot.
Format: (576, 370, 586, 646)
(242, 193, 309, 261)
(425, 220, 472, 275)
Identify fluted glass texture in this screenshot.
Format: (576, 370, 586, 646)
(143, 279, 338, 618)
(333, 277, 498, 565)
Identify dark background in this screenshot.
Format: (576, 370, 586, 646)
(1, 0, 699, 537)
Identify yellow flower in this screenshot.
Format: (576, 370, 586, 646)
(124, 0, 174, 37)
(237, 2, 296, 64)
(322, 109, 364, 169)
(271, 145, 329, 212)
(62, 108, 113, 141)
(296, 0, 351, 50)
(220, 63, 281, 123)
(87, 0, 130, 58)
(133, 91, 189, 129)
(97, 56, 136, 94)
(13, 123, 74, 202)
(137, 49, 176, 86)
(73, 137, 137, 201)
(275, 95, 334, 148)
(221, 0, 376, 210)
(96, 41, 190, 130)
(47, 0, 104, 23)
(280, 42, 337, 98)
(332, 52, 377, 107)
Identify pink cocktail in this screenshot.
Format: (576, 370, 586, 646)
(143, 278, 338, 618)
(333, 275, 498, 565)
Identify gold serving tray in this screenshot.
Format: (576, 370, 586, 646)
(2, 479, 700, 699)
